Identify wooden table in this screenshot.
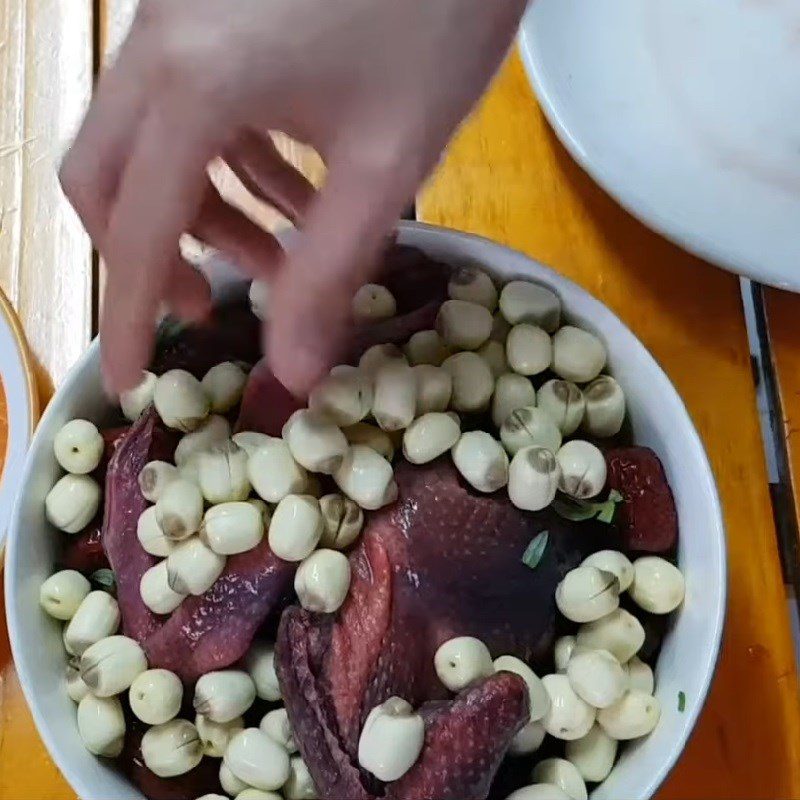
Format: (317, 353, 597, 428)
(1, 5, 799, 797)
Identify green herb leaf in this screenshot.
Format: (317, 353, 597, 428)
(522, 531, 549, 570)
(553, 491, 624, 525)
(552, 497, 598, 522)
(91, 568, 116, 595)
(678, 691, 686, 713)
(596, 497, 619, 524)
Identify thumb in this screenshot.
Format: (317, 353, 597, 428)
(268, 152, 419, 395)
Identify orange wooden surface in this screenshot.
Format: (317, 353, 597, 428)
(766, 288, 800, 551)
(419, 53, 800, 799)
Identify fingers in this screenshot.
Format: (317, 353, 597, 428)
(164, 259, 213, 323)
(101, 103, 216, 393)
(268, 153, 418, 395)
(226, 130, 317, 226)
(59, 29, 150, 240)
(191, 185, 284, 280)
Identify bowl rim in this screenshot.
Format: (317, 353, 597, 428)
(5, 220, 727, 800)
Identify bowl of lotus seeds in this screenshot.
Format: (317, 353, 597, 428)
(5, 222, 725, 800)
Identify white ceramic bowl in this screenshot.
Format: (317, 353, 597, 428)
(5, 222, 726, 800)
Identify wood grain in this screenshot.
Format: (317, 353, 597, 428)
(99, 0, 138, 63)
(765, 288, 800, 555)
(420, 52, 800, 799)
(0, 1, 93, 797)
(0, 0, 93, 392)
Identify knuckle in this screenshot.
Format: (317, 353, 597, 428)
(366, 138, 408, 176)
(349, 125, 428, 184)
(155, 35, 213, 103)
(156, 32, 190, 87)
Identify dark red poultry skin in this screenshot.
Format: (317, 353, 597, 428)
(66, 423, 177, 578)
(120, 725, 224, 800)
(606, 446, 678, 554)
(143, 537, 295, 681)
(236, 358, 305, 435)
(94, 243, 457, 799)
(102, 410, 166, 644)
(94, 422, 176, 495)
(278, 607, 529, 800)
(276, 459, 620, 799)
(375, 243, 451, 314)
(100, 397, 295, 799)
(101, 294, 305, 676)
(96, 426, 132, 479)
(100, 409, 296, 680)
(391, 673, 529, 800)
(236, 243, 450, 430)
(348, 244, 452, 360)
(349, 302, 441, 362)
(85, 244, 679, 800)
(150, 301, 261, 379)
(61, 518, 107, 574)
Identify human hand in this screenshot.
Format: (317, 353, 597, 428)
(60, 0, 527, 396)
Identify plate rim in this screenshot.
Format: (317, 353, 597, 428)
(518, 6, 800, 291)
(0, 288, 40, 561)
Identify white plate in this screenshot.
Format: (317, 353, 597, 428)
(0, 290, 38, 558)
(519, 0, 800, 289)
